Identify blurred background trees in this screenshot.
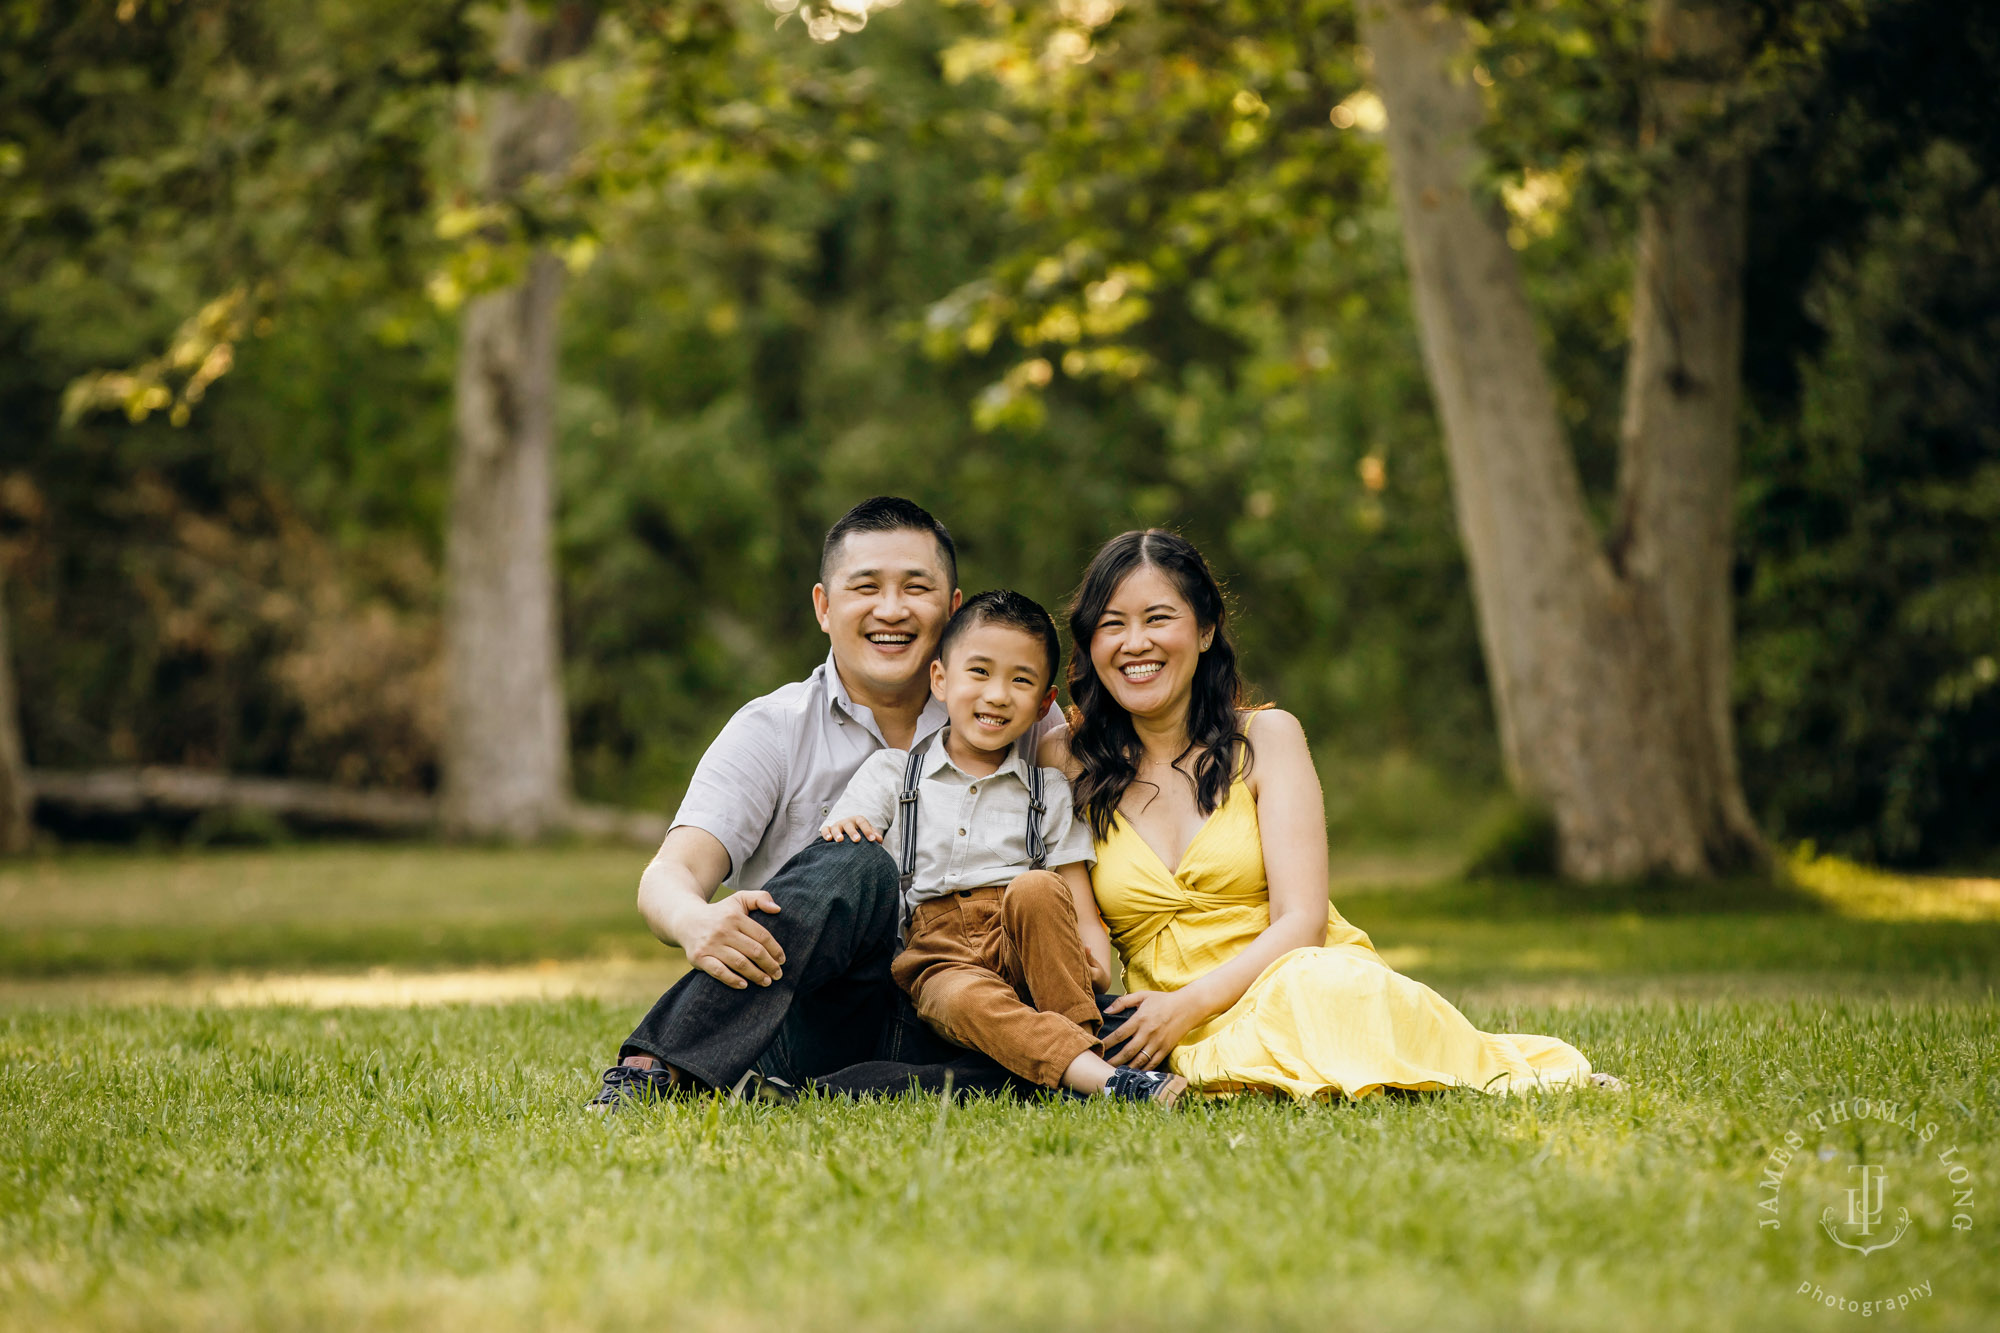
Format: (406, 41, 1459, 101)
(2, 0, 1995, 871)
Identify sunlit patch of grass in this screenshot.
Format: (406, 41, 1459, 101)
(1788, 847, 2000, 922)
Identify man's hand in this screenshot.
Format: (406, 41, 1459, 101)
(820, 815, 882, 844)
(636, 826, 786, 990)
(678, 891, 787, 990)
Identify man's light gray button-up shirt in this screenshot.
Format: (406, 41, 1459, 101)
(669, 653, 1059, 896)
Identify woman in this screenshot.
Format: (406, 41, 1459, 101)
(1048, 530, 1609, 1100)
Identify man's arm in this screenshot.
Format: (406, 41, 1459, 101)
(642, 701, 793, 990)
(637, 825, 788, 991)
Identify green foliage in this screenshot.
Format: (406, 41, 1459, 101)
(1737, 0, 2000, 868)
(3, 0, 1998, 865)
(0, 0, 473, 415)
(0, 0, 469, 781)
(543, 0, 1500, 810)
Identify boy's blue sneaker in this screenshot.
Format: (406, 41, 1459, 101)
(1104, 1067, 1189, 1107)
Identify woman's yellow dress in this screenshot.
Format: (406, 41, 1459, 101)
(1094, 777, 1593, 1100)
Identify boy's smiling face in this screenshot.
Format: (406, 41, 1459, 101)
(930, 620, 1057, 757)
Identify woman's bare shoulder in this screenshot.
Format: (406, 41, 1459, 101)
(1239, 707, 1309, 793)
(1241, 706, 1306, 744)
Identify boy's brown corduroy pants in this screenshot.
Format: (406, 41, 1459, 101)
(890, 870, 1102, 1088)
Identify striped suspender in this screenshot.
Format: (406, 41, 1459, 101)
(1026, 758, 1048, 870)
(895, 734, 931, 897)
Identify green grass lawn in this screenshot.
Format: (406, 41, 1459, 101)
(0, 845, 655, 975)
(7, 843, 1998, 985)
(2, 846, 1997, 1330)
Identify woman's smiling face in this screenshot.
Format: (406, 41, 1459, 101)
(1088, 563, 1210, 723)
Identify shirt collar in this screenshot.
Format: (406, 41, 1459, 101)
(822, 651, 859, 721)
(923, 726, 1034, 784)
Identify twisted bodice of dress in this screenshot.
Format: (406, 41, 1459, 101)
(1091, 776, 1379, 1001)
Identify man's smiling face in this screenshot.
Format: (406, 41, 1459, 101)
(813, 529, 960, 698)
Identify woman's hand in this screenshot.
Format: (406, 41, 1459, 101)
(820, 815, 882, 844)
(1101, 988, 1208, 1071)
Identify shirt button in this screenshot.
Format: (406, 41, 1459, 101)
(969, 785, 978, 794)
(957, 828, 967, 836)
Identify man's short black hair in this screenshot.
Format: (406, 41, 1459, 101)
(937, 589, 1060, 687)
(820, 496, 958, 591)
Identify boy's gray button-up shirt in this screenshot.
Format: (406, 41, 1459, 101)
(669, 654, 1060, 895)
(826, 729, 1095, 906)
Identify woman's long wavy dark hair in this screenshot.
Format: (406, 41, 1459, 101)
(1066, 530, 1252, 840)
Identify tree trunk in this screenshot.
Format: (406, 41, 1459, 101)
(1358, 0, 1765, 879)
(441, 2, 595, 839)
(0, 581, 31, 853)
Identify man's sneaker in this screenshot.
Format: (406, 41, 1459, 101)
(730, 1068, 801, 1105)
(588, 1064, 686, 1112)
(1104, 1067, 1189, 1107)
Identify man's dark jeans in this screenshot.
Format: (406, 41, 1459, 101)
(619, 837, 1028, 1097)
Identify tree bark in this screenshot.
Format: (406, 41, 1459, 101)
(0, 581, 31, 854)
(441, 2, 596, 839)
(1611, 0, 1767, 868)
(1358, 0, 1765, 878)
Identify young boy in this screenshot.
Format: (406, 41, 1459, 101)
(820, 590, 1186, 1105)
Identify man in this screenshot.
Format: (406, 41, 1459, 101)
(592, 496, 1061, 1106)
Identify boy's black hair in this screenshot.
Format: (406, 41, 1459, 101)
(820, 496, 957, 590)
(938, 589, 1061, 686)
